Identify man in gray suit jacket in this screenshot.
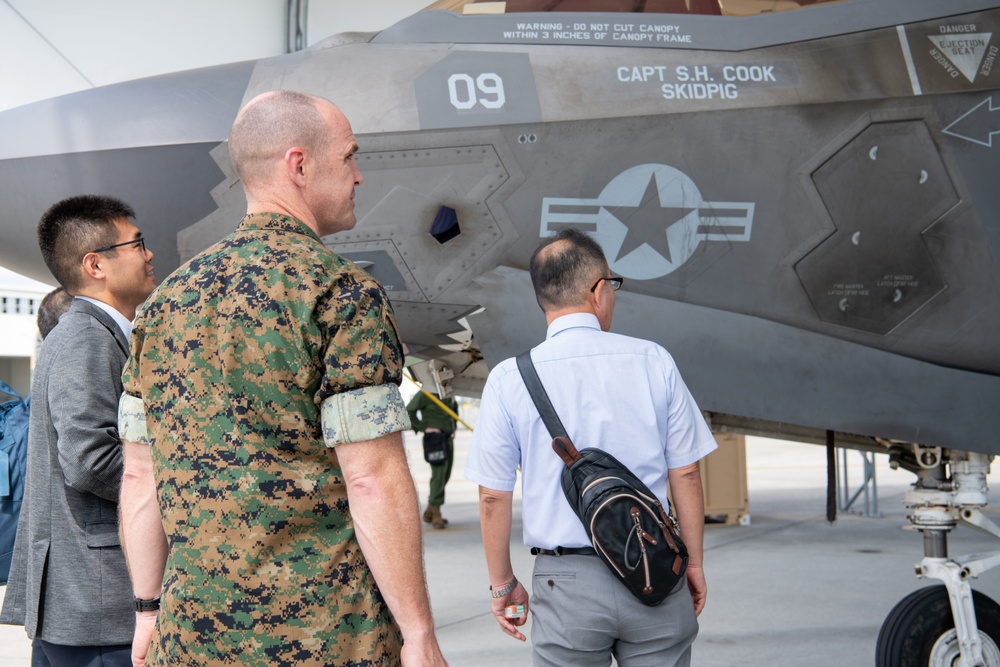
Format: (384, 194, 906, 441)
(0, 195, 156, 666)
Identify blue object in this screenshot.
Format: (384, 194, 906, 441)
(0, 379, 30, 584)
(430, 205, 460, 244)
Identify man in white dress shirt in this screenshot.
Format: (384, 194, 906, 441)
(466, 228, 717, 667)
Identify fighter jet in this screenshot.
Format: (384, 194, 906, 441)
(2, 0, 1000, 663)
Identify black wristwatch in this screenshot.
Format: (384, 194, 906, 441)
(132, 596, 161, 612)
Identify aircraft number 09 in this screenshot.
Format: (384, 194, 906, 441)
(448, 73, 505, 110)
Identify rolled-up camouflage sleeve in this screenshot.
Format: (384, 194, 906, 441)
(317, 272, 408, 446)
(321, 385, 408, 446)
(118, 394, 149, 443)
(119, 314, 150, 444)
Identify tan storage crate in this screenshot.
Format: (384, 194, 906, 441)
(700, 433, 750, 525)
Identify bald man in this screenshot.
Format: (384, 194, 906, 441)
(118, 91, 447, 666)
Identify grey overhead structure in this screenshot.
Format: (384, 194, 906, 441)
(1, 2, 1000, 663)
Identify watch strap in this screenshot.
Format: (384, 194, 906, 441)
(490, 576, 518, 598)
(132, 596, 161, 612)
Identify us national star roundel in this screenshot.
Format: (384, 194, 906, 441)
(541, 163, 755, 281)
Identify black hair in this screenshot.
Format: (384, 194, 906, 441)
(529, 228, 607, 311)
(36, 194, 135, 292)
(37, 286, 73, 339)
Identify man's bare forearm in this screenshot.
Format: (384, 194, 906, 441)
(669, 460, 708, 615)
(338, 432, 439, 643)
(478, 487, 528, 642)
(668, 462, 705, 567)
(119, 439, 168, 599)
(479, 487, 515, 587)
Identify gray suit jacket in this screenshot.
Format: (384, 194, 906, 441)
(0, 298, 134, 645)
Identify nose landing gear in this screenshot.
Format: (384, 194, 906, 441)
(877, 586, 1000, 667)
(876, 448, 1000, 667)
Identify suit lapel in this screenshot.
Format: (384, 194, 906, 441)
(70, 299, 130, 356)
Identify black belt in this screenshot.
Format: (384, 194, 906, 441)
(530, 546, 597, 556)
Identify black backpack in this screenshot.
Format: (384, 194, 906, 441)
(0, 379, 30, 585)
(517, 352, 688, 606)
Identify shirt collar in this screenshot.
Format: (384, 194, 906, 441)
(546, 312, 601, 340)
(238, 212, 322, 242)
(76, 296, 133, 340)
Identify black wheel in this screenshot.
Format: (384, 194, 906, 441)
(876, 585, 1000, 666)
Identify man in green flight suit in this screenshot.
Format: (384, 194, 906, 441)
(407, 391, 458, 529)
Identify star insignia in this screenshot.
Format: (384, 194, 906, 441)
(606, 172, 695, 263)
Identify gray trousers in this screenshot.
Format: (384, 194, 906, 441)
(530, 553, 698, 667)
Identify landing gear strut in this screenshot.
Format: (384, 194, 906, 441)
(876, 447, 1000, 667)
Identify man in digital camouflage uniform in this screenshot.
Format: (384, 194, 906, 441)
(117, 91, 447, 666)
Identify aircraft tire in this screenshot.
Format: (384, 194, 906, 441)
(876, 585, 1000, 666)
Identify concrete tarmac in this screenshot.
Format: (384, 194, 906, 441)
(4, 432, 1000, 666)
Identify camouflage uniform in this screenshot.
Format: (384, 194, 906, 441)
(120, 213, 410, 666)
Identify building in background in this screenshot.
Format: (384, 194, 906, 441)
(0, 268, 53, 396)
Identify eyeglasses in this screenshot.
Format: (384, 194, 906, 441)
(91, 237, 146, 254)
(590, 275, 624, 292)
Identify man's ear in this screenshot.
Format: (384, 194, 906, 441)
(590, 281, 614, 331)
(284, 146, 307, 186)
(588, 283, 604, 312)
(81, 252, 105, 281)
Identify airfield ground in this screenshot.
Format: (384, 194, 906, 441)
(4, 432, 1000, 666)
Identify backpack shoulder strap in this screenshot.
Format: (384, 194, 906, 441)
(515, 352, 582, 466)
(516, 351, 568, 440)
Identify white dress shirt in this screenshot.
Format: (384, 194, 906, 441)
(466, 312, 717, 550)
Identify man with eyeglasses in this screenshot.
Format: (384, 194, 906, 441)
(466, 228, 717, 666)
(1, 195, 156, 667)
